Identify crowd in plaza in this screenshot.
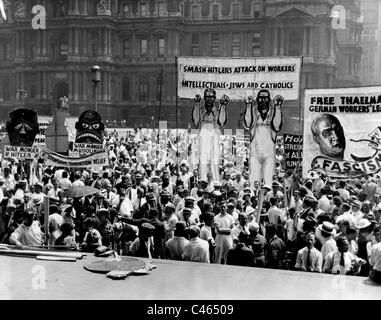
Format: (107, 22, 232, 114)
(0, 128, 381, 282)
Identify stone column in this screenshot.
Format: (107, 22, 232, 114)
(42, 72, 47, 99)
(74, 71, 79, 101)
(273, 28, 278, 56)
(280, 27, 284, 55)
(303, 28, 307, 55)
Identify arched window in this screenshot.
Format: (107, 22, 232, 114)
(54, 82, 69, 102)
(289, 31, 302, 56)
(122, 77, 130, 101)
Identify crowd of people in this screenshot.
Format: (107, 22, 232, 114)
(0, 128, 381, 283)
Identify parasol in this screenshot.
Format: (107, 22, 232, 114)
(61, 186, 100, 199)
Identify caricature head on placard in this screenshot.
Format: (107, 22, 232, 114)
(75, 110, 105, 144)
(6, 108, 39, 147)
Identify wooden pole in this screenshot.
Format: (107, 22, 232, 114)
(175, 56, 179, 178)
(44, 196, 49, 246)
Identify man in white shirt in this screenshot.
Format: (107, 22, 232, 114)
(2, 167, 15, 190)
(231, 213, 249, 245)
(369, 229, 381, 283)
(267, 197, 286, 226)
(318, 221, 338, 262)
(10, 210, 44, 248)
(182, 225, 210, 263)
(72, 171, 85, 188)
(295, 232, 323, 272)
(165, 221, 189, 260)
(58, 171, 72, 190)
(214, 201, 235, 264)
(323, 236, 365, 275)
(318, 187, 331, 212)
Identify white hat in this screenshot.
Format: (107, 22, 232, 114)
(246, 207, 255, 215)
(318, 221, 335, 235)
(249, 222, 259, 232)
(357, 218, 371, 230)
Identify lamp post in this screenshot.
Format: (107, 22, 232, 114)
(91, 65, 101, 113)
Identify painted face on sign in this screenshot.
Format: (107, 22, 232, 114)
(75, 110, 105, 144)
(6, 109, 39, 147)
(311, 114, 346, 160)
(256, 90, 271, 115)
(203, 89, 216, 112)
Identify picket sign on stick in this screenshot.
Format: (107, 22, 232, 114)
(255, 188, 265, 223)
(44, 196, 49, 246)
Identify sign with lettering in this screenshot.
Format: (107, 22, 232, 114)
(303, 86, 381, 178)
(177, 56, 302, 100)
(72, 143, 105, 156)
(283, 133, 303, 172)
(40, 147, 109, 171)
(4, 145, 40, 160)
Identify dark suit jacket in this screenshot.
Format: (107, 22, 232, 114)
(227, 244, 255, 267)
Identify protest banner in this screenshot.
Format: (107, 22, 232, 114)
(34, 116, 53, 146)
(177, 56, 302, 100)
(72, 143, 105, 156)
(40, 147, 109, 171)
(4, 145, 40, 160)
(283, 133, 303, 172)
(303, 86, 381, 178)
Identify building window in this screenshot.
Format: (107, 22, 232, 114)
(54, 0, 68, 17)
(201, 1, 210, 17)
(158, 1, 165, 15)
(233, 3, 240, 19)
(232, 31, 240, 57)
(232, 46, 240, 57)
(139, 78, 149, 101)
(192, 33, 200, 56)
(123, 3, 129, 17)
(212, 5, 218, 20)
(92, 42, 98, 57)
(211, 32, 219, 56)
(252, 32, 261, 56)
(242, 0, 251, 15)
(232, 32, 240, 43)
(289, 31, 302, 56)
(192, 5, 199, 19)
(141, 2, 147, 16)
(2, 77, 10, 101)
(158, 38, 165, 56)
(222, 0, 230, 16)
(4, 41, 11, 60)
(141, 38, 148, 56)
(122, 77, 130, 101)
(254, 0, 261, 18)
(123, 39, 130, 58)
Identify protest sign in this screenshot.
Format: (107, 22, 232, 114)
(40, 147, 109, 171)
(4, 145, 40, 160)
(283, 133, 303, 172)
(177, 56, 302, 100)
(72, 143, 105, 156)
(34, 116, 53, 146)
(303, 86, 381, 178)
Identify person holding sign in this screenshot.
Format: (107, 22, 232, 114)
(192, 88, 229, 182)
(243, 89, 284, 186)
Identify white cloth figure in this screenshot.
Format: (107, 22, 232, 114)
(192, 89, 228, 182)
(243, 90, 283, 186)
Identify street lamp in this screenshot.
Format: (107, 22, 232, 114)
(91, 65, 101, 113)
